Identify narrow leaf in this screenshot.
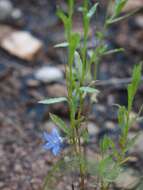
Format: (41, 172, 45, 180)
(128, 64, 142, 111)
(87, 3, 99, 18)
(114, 0, 128, 17)
(50, 113, 70, 135)
(107, 8, 141, 25)
(54, 42, 69, 48)
(103, 48, 124, 55)
(39, 97, 67, 104)
(80, 86, 99, 94)
(74, 51, 83, 80)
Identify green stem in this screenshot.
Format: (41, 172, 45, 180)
(67, 1, 85, 189)
(81, 0, 89, 82)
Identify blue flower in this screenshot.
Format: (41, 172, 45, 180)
(42, 128, 63, 156)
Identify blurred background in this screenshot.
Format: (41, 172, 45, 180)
(0, 0, 143, 190)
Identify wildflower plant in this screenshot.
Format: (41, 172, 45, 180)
(42, 129, 63, 156)
(39, 1, 142, 190)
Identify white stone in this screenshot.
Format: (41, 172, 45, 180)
(115, 169, 140, 189)
(135, 15, 143, 28)
(130, 132, 143, 156)
(0, 0, 13, 20)
(11, 8, 22, 19)
(87, 122, 99, 136)
(35, 66, 64, 83)
(124, 0, 143, 12)
(0, 0, 22, 20)
(1, 31, 42, 61)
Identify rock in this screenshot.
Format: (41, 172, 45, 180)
(14, 164, 23, 173)
(87, 122, 99, 136)
(123, 0, 143, 12)
(26, 79, 40, 87)
(0, 31, 43, 61)
(115, 168, 140, 189)
(35, 66, 64, 83)
(87, 149, 102, 162)
(0, 24, 14, 40)
(105, 121, 115, 130)
(47, 84, 67, 97)
(11, 8, 22, 20)
(0, 0, 13, 20)
(0, 0, 22, 21)
(135, 15, 143, 28)
(130, 132, 143, 156)
(43, 121, 57, 132)
(0, 182, 4, 188)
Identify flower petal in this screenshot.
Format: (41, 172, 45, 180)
(51, 128, 59, 138)
(43, 142, 53, 150)
(43, 131, 53, 142)
(51, 128, 62, 142)
(52, 146, 61, 156)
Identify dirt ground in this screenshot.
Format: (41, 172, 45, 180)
(0, 0, 143, 190)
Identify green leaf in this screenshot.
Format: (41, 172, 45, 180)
(74, 51, 83, 80)
(128, 64, 142, 111)
(80, 86, 99, 94)
(118, 106, 128, 129)
(107, 8, 141, 25)
(49, 113, 70, 135)
(54, 42, 69, 48)
(98, 156, 121, 182)
(43, 158, 65, 190)
(87, 3, 98, 18)
(103, 48, 124, 55)
(69, 33, 80, 50)
(38, 97, 67, 104)
(57, 10, 69, 27)
(100, 136, 115, 153)
(81, 128, 89, 143)
(57, 10, 70, 37)
(69, 33, 80, 65)
(43, 156, 78, 190)
(114, 0, 128, 17)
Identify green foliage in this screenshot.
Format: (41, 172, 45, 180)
(100, 136, 115, 154)
(49, 113, 71, 135)
(103, 48, 124, 55)
(57, 10, 70, 38)
(43, 155, 80, 190)
(97, 156, 121, 182)
(106, 0, 142, 26)
(39, 97, 67, 104)
(128, 64, 142, 112)
(118, 105, 128, 129)
(81, 128, 89, 143)
(74, 51, 83, 81)
(87, 3, 99, 19)
(68, 33, 80, 69)
(107, 8, 140, 25)
(41, 1, 142, 190)
(54, 42, 69, 48)
(79, 86, 99, 94)
(114, 0, 128, 17)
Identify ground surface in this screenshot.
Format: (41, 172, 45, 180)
(0, 0, 143, 190)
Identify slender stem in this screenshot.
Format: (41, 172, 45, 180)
(66, 1, 86, 189)
(81, 0, 89, 82)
